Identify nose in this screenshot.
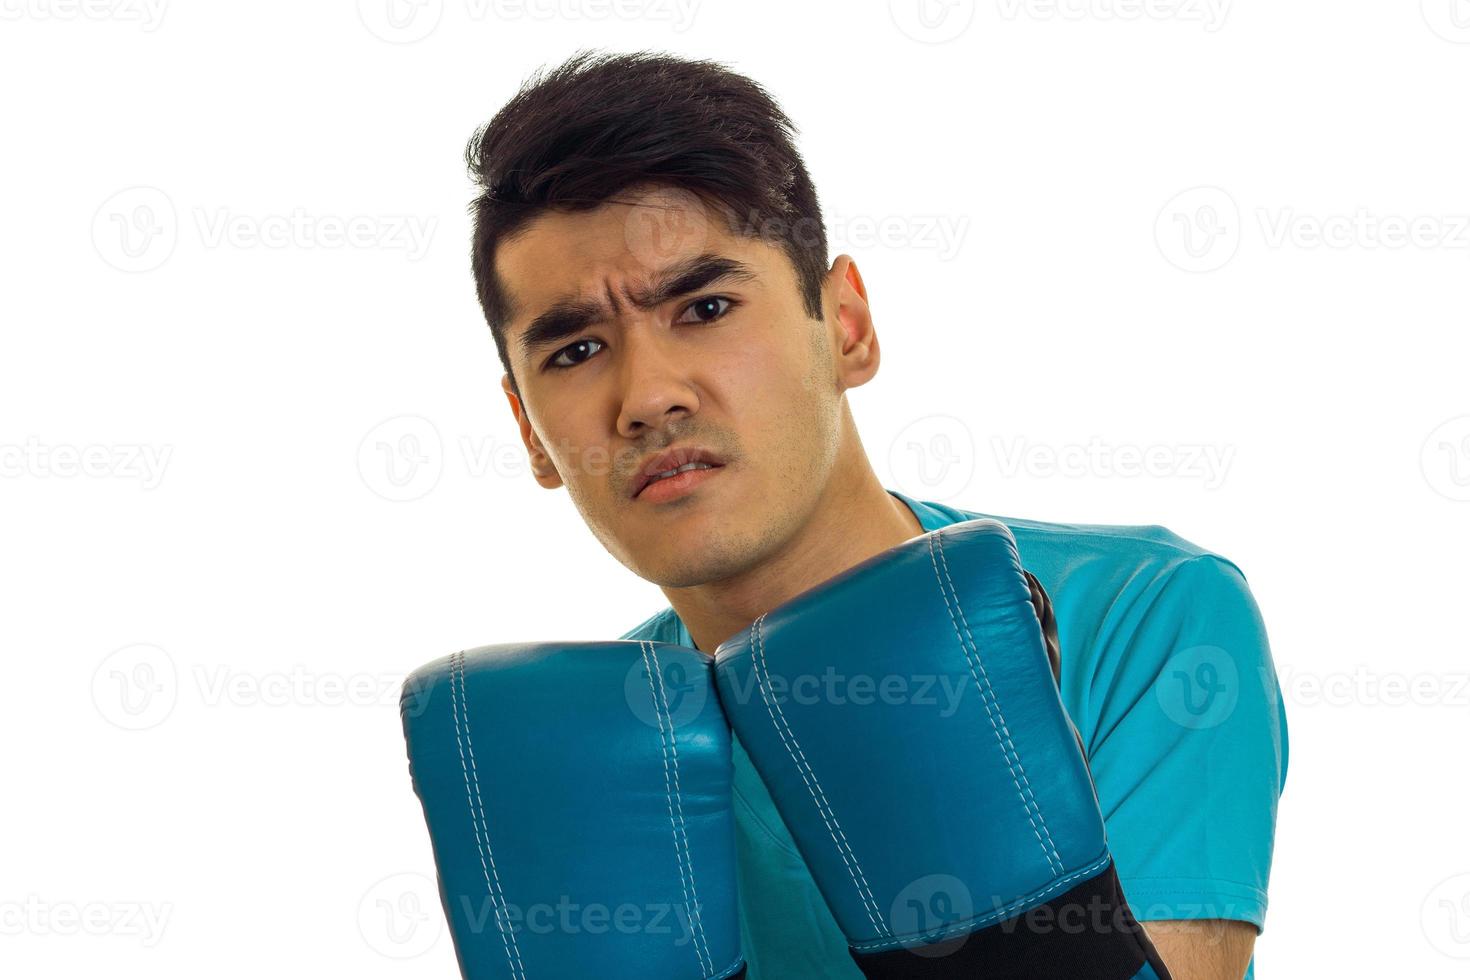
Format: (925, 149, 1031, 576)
(615, 326, 701, 439)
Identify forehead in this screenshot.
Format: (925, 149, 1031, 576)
(494, 187, 773, 326)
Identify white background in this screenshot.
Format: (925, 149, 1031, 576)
(2, 1, 1468, 976)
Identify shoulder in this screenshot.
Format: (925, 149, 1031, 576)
(900, 488, 1250, 599)
(902, 492, 1271, 701)
(1000, 513, 1251, 610)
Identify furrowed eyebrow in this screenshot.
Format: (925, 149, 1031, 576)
(515, 254, 759, 361)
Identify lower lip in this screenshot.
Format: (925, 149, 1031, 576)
(636, 465, 724, 504)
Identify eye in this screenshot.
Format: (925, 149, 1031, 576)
(676, 295, 738, 324)
(543, 297, 738, 373)
(547, 338, 605, 371)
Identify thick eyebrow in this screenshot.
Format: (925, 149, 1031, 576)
(514, 253, 760, 362)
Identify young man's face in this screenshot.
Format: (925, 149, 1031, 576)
(495, 185, 867, 588)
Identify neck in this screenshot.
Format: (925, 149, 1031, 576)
(662, 451, 925, 653)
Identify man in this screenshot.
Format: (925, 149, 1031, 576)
(469, 49, 1286, 978)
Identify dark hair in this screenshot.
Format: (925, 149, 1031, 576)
(465, 49, 829, 394)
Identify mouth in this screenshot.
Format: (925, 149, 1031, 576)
(632, 446, 727, 501)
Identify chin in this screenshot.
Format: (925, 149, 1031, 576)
(637, 554, 720, 590)
(630, 540, 744, 590)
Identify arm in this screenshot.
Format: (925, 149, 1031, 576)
(1145, 919, 1257, 980)
(1081, 552, 1287, 980)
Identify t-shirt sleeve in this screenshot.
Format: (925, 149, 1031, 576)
(1081, 553, 1288, 933)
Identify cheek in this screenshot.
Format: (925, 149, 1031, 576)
(532, 399, 612, 487)
(708, 345, 791, 445)
(710, 317, 814, 410)
(720, 340, 833, 473)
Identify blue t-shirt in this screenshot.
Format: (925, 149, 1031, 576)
(621, 489, 1289, 978)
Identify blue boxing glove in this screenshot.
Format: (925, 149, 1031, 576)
(400, 641, 745, 979)
(713, 519, 1173, 979)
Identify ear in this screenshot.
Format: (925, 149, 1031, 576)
(826, 255, 880, 391)
(501, 374, 564, 490)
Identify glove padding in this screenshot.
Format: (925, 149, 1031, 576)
(401, 641, 745, 980)
(713, 519, 1172, 979)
